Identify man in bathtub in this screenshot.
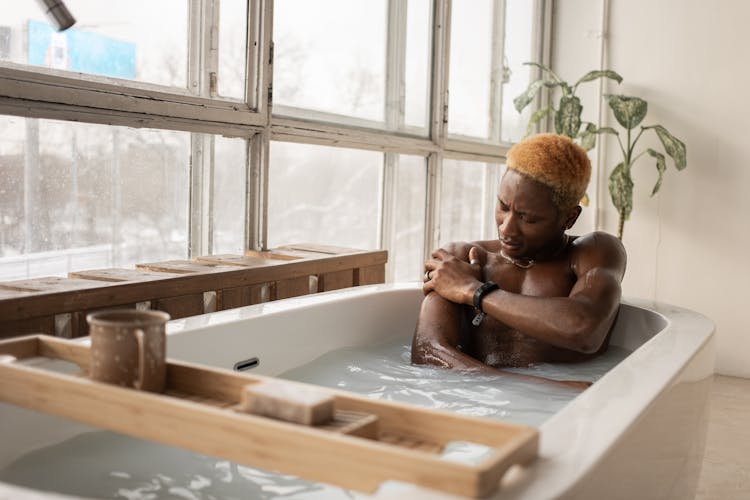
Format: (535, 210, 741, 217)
(412, 133, 626, 389)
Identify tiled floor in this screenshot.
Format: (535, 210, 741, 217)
(696, 375, 750, 500)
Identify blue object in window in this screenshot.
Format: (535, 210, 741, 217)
(27, 20, 136, 79)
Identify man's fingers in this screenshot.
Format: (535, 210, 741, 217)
(469, 246, 480, 266)
(431, 248, 449, 259)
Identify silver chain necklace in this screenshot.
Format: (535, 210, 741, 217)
(499, 234, 570, 270)
(499, 249, 535, 269)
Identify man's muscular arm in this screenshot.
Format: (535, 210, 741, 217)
(411, 292, 491, 370)
(412, 242, 594, 390)
(426, 232, 626, 354)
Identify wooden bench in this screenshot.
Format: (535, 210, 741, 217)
(0, 244, 387, 339)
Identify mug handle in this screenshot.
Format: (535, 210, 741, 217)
(133, 328, 147, 391)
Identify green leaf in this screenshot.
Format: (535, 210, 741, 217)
(555, 95, 582, 138)
(609, 162, 634, 220)
(596, 126, 619, 135)
(523, 62, 563, 82)
(646, 125, 687, 170)
(647, 148, 667, 196)
(605, 94, 648, 130)
(579, 123, 597, 151)
(513, 80, 546, 113)
(574, 70, 623, 88)
(525, 106, 553, 137)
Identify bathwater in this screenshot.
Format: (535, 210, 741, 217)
(282, 336, 630, 427)
(0, 338, 630, 499)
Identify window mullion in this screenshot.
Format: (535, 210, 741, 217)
(246, 0, 273, 252)
(380, 154, 397, 281)
(382, 0, 407, 281)
(386, 0, 407, 130)
(424, 0, 451, 257)
(188, 0, 217, 257)
(489, 0, 507, 143)
(425, 152, 442, 259)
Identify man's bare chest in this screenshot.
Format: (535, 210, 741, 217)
(480, 256, 576, 298)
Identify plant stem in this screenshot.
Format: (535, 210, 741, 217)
(618, 210, 625, 240)
(631, 150, 647, 164)
(615, 134, 627, 160)
(626, 126, 632, 165)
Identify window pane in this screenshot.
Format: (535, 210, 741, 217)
(218, 0, 247, 100)
(439, 159, 500, 245)
(501, 0, 536, 143)
(268, 142, 382, 250)
(447, 0, 494, 139)
(0, 115, 190, 280)
(212, 136, 247, 254)
(404, 0, 432, 130)
(0, 0, 188, 88)
(273, 0, 386, 122)
(392, 154, 426, 282)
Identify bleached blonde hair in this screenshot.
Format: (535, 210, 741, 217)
(506, 133, 591, 210)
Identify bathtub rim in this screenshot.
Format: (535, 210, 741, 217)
(0, 282, 715, 500)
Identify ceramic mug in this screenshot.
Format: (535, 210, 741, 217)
(87, 309, 170, 393)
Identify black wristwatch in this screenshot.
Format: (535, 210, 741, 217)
(471, 281, 499, 326)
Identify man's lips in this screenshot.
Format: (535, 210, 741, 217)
(499, 239, 523, 252)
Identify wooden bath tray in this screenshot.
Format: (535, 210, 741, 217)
(0, 335, 538, 498)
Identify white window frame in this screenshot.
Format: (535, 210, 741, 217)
(0, 0, 551, 281)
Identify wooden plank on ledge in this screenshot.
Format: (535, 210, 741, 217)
(0, 276, 113, 292)
(274, 277, 313, 300)
(356, 265, 386, 285)
(278, 243, 366, 255)
(153, 294, 205, 320)
(136, 260, 240, 274)
(218, 285, 265, 310)
(195, 254, 285, 268)
(0, 316, 54, 338)
(69, 268, 184, 282)
(318, 270, 354, 291)
(0, 289, 39, 299)
(0, 251, 388, 321)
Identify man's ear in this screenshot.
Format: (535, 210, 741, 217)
(565, 206, 583, 229)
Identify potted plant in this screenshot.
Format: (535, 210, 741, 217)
(513, 62, 622, 151)
(514, 63, 687, 239)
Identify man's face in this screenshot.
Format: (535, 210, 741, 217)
(495, 169, 572, 259)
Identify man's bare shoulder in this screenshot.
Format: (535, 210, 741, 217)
(570, 231, 627, 277)
(440, 240, 499, 259)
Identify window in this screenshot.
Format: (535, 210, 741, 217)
(0, 1, 545, 282)
(0, 116, 190, 280)
(439, 159, 501, 245)
(212, 136, 248, 255)
(501, 0, 538, 143)
(2, 1, 189, 88)
(389, 154, 427, 282)
(268, 142, 382, 250)
(218, 0, 250, 100)
(447, 0, 495, 139)
(273, 0, 433, 133)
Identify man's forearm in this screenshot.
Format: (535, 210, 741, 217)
(411, 293, 483, 369)
(477, 285, 620, 353)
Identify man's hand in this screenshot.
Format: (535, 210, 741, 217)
(423, 247, 483, 305)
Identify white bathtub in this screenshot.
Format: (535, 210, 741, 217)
(0, 282, 715, 499)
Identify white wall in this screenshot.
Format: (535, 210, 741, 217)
(553, 0, 750, 377)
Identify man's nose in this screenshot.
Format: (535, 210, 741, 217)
(498, 212, 519, 237)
